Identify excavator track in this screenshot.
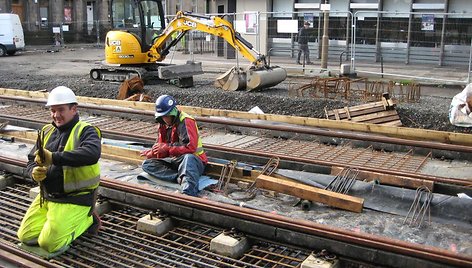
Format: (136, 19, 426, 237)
(90, 66, 147, 82)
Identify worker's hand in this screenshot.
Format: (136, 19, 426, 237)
(34, 149, 53, 166)
(152, 143, 169, 158)
(32, 166, 48, 182)
(140, 149, 155, 159)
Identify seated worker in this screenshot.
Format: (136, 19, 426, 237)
(139, 95, 208, 196)
(449, 83, 472, 127)
(17, 86, 102, 257)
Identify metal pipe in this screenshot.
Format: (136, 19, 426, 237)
(320, 0, 329, 70)
(193, 116, 472, 154)
(3, 95, 472, 151)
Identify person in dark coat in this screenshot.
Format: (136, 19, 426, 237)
(297, 21, 313, 65)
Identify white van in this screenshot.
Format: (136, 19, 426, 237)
(0, 13, 25, 56)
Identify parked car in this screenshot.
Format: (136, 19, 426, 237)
(0, 13, 25, 56)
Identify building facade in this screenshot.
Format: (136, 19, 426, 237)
(1, 0, 471, 68)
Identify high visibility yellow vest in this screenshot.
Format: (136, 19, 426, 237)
(179, 111, 205, 157)
(42, 121, 101, 193)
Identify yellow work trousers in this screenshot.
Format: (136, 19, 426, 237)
(17, 195, 93, 253)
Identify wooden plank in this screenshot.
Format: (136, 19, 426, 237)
(1, 88, 471, 146)
(327, 106, 386, 119)
(381, 97, 389, 110)
(334, 109, 340, 120)
(344, 107, 351, 120)
(330, 167, 433, 190)
(363, 115, 401, 125)
(382, 120, 403, 127)
(349, 111, 399, 123)
(255, 174, 364, 213)
(326, 101, 384, 116)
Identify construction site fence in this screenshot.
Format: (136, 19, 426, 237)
(21, 10, 472, 84)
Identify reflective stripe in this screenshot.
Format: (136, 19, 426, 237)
(42, 121, 101, 194)
(42, 124, 55, 142)
(61, 172, 101, 193)
(179, 111, 205, 156)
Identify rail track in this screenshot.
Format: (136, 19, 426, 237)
(1, 94, 471, 189)
(0, 166, 470, 268)
(0, 92, 471, 267)
(1, 178, 316, 268)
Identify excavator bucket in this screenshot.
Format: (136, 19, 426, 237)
(214, 67, 247, 91)
(246, 66, 287, 91)
(215, 66, 287, 91)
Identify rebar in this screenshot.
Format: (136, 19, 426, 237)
(403, 185, 433, 228)
(325, 167, 359, 194)
(216, 160, 237, 194)
(228, 157, 280, 201)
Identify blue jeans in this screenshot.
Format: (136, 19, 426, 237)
(141, 154, 205, 197)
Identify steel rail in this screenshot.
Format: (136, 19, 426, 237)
(0, 241, 62, 268)
(100, 177, 472, 267)
(0, 99, 471, 186)
(0, 155, 470, 267)
(1, 95, 471, 152)
(99, 129, 469, 186)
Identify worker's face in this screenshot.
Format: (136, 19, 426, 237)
(50, 104, 77, 127)
(162, 115, 174, 126)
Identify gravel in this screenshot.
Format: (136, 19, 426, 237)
(0, 48, 470, 134)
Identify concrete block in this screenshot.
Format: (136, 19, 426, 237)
(137, 214, 173, 236)
(95, 200, 111, 216)
(0, 174, 14, 190)
(210, 233, 248, 258)
(301, 254, 339, 268)
(29, 186, 40, 199)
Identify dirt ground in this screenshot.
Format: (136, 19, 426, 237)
(0, 45, 470, 134)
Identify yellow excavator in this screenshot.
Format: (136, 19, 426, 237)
(90, 0, 286, 91)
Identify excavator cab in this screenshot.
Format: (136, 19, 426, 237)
(106, 0, 165, 64)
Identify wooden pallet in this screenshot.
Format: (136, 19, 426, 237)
(325, 95, 402, 126)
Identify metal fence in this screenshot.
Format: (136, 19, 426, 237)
(21, 10, 472, 84)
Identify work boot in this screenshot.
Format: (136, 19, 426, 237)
(87, 211, 102, 235)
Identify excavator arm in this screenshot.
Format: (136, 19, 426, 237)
(93, 0, 286, 91)
(148, 11, 266, 68)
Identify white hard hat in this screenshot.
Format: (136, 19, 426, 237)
(46, 86, 78, 106)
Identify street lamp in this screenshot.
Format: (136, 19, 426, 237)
(320, 0, 329, 70)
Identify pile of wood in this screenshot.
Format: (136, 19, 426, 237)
(325, 93, 402, 126)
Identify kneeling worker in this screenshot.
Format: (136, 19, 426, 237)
(17, 86, 102, 257)
(449, 83, 472, 127)
(139, 95, 208, 196)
